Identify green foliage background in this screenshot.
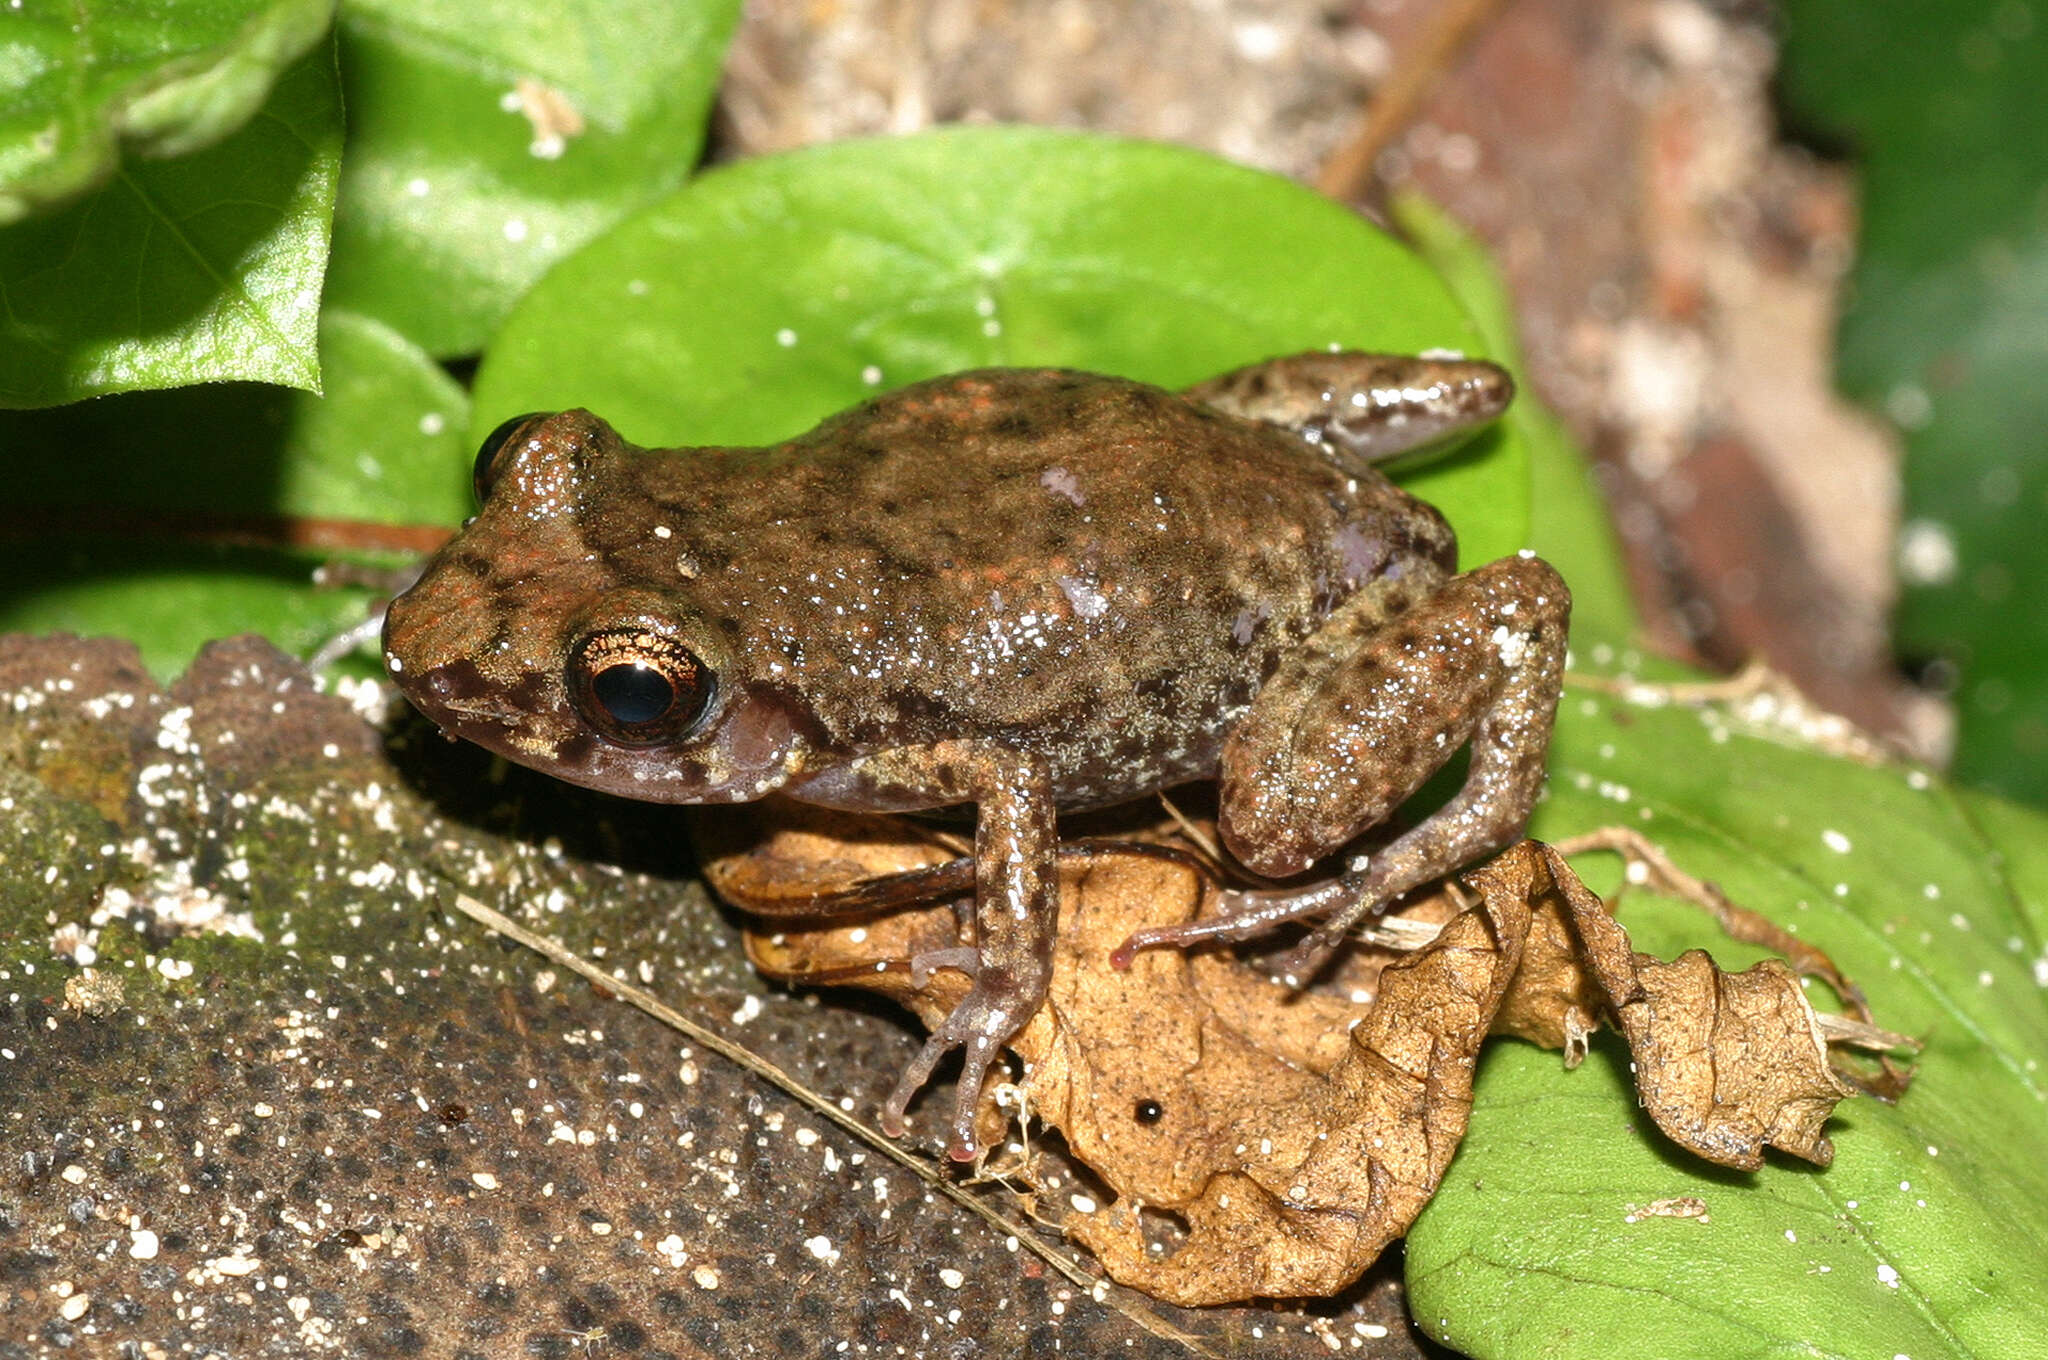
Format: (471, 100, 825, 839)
(1781, 0, 2048, 805)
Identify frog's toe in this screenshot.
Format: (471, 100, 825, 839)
(878, 1035, 947, 1142)
(1269, 928, 1346, 986)
(944, 1035, 1007, 1162)
(1109, 878, 1353, 967)
(907, 945, 979, 989)
(1108, 915, 1245, 967)
(880, 1013, 1005, 1161)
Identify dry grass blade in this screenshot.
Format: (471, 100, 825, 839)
(443, 892, 1224, 1357)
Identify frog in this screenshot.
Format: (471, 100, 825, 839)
(380, 351, 1570, 1161)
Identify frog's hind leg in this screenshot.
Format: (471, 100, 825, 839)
(1116, 553, 1569, 979)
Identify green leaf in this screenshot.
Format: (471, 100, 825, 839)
(1394, 192, 1641, 648)
(474, 126, 1531, 568)
(0, 309, 469, 676)
(0, 307, 470, 523)
(1779, 0, 2048, 803)
(0, 45, 342, 407)
(1406, 678, 2048, 1359)
(0, 0, 336, 224)
(0, 544, 380, 681)
(322, 0, 742, 357)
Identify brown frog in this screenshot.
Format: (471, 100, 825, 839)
(381, 352, 1570, 1160)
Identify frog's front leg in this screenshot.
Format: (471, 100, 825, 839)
(1185, 350, 1514, 468)
(1118, 554, 1569, 976)
(854, 739, 1058, 1162)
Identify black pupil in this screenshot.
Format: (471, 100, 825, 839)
(590, 663, 675, 726)
(1135, 1099, 1164, 1125)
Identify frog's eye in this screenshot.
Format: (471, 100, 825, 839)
(472, 412, 549, 505)
(567, 629, 715, 747)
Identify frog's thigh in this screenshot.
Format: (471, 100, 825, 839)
(1219, 555, 1569, 878)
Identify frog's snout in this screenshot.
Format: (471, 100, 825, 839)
(403, 658, 532, 727)
(382, 645, 514, 731)
(412, 657, 485, 706)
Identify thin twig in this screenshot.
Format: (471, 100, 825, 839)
(1564, 657, 1777, 706)
(1554, 826, 1914, 1048)
(0, 506, 452, 554)
(1814, 1011, 1919, 1053)
(1564, 660, 1897, 766)
(1315, 0, 1507, 201)
(1153, 791, 1227, 876)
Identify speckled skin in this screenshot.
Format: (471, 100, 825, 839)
(382, 352, 1570, 1159)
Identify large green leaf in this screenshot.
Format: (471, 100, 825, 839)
(1406, 676, 2048, 1358)
(0, 45, 342, 406)
(1395, 192, 1639, 649)
(1780, 0, 2048, 803)
(1380, 195, 2048, 1357)
(1396, 48, 2046, 1348)
(321, 0, 742, 357)
(474, 126, 1531, 568)
(0, 0, 335, 224)
(0, 308, 469, 675)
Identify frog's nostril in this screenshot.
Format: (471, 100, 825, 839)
(422, 660, 489, 705)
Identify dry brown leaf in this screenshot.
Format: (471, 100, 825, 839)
(701, 806, 1885, 1305)
(1465, 847, 1856, 1170)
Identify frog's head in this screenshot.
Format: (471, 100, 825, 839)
(382, 410, 805, 805)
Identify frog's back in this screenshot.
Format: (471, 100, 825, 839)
(598, 368, 1452, 804)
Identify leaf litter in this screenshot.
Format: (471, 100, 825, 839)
(707, 802, 1916, 1306)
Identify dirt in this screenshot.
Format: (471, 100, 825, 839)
(0, 634, 1422, 1357)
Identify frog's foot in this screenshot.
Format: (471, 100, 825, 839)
(854, 739, 1060, 1161)
(1108, 856, 1444, 983)
(1268, 914, 1367, 984)
(880, 968, 1039, 1162)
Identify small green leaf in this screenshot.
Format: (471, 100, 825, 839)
(1406, 679, 2048, 1359)
(0, 0, 336, 224)
(270, 309, 472, 525)
(322, 0, 742, 357)
(473, 126, 1530, 567)
(0, 308, 468, 676)
(0, 45, 342, 407)
(1780, 0, 2048, 803)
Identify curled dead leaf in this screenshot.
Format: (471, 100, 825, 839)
(1628, 1197, 1711, 1223)
(700, 805, 1905, 1305)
